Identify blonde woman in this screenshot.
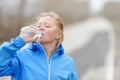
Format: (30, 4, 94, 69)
(0, 12, 77, 80)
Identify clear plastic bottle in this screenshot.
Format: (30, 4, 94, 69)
(20, 26, 43, 38)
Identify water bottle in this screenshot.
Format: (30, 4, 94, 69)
(20, 26, 43, 38)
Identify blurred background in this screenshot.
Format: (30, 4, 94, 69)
(0, 0, 120, 80)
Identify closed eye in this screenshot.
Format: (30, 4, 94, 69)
(45, 25, 51, 28)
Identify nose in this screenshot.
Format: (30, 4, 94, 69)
(40, 25, 44, 31)
(37, 24, 44, 31)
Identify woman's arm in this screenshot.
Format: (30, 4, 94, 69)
(0, 36, 25, 76)
(69, 58, 77, 80)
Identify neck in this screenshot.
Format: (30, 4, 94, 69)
(41, 42, 58, 58)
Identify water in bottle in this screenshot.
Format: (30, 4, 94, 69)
(20, 26, 43, 38)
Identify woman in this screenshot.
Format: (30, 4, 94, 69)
(0, 12, 77, 80)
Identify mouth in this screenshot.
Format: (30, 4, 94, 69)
(40, 32, 44, 38)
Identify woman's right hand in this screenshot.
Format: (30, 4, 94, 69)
(19, 26, 40, 43)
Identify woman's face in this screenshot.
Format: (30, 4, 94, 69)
(36, 16, 61, 44)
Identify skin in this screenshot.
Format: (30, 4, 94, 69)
(20, 16, 62, 58)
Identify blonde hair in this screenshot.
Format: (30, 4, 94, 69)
(35, 11, 64, 43)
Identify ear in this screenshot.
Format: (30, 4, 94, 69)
(56, 30, 62, 40)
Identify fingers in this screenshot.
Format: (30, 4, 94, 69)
(20, 25, 42, 43)
(34, 35, 41, 42)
